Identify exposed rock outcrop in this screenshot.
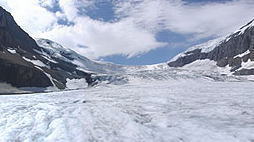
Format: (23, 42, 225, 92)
(0, 59, 52, 87)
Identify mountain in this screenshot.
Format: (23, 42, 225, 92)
(36, 38, 176, 85)
(168, 19, 254, 75)
(0, 6, 92, 90)
(35, 38, 126, 75)
(0, 6, 171, 92)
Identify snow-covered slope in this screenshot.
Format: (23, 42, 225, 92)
(170, 37, 226, 62)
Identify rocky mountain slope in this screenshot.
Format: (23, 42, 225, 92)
(0, 6, 92, 90)
(168, 19, 254, 75)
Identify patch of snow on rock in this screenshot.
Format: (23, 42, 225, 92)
(7, 49, 16, 54)
(23, 57, 48, 68)
(236, 19, 254, 35)
(234, 50, 250, 58)
(241, 59, 254, 70)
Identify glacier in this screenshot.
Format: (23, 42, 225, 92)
(0, 68, 253, 142)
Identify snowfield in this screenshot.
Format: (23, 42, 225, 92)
(0, 77, 254, 142)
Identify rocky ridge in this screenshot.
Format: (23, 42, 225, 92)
(168, 19, 254, 75)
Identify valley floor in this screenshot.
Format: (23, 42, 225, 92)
(0, 79, 254, 142)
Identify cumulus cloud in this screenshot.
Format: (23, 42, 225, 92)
(115, 0, 254, 39)
(41, 17, 164, 58)
(1, 0, 254, 59)
(0, 0, 57, 35)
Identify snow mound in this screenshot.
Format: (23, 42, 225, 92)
(66, 78, 88, 90)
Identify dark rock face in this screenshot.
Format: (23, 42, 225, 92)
(217, 57, 228, 67)
(168, 19, 254, 75)
(0, 7, 40, 53)
(234, 69, 254, 75)
(228, 57, 242, 67)
(0, 6, 93, 89)
(0, 7, 53, 88)
(0, 59, 52, 87)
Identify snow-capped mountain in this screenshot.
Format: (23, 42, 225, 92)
(0, 6, 93, 90)
(168, 19, 254, 75)
(35, 38, 126, 75)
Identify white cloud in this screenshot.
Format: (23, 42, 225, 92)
(1, 0, 254, 59)
(40, 17, 165, 58)
(0, 0, 57, 35)
(115, 0, 254, 38)
(58, 0, 78, 21)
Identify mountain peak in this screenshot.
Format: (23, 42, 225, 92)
(240, 19, 254, 30)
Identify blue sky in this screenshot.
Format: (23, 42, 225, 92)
(83, 0, 190, 65)
(79, 0, 248, 65)
(1, 0, 254, 65)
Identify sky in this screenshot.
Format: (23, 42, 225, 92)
(0, 0, 254, 65)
